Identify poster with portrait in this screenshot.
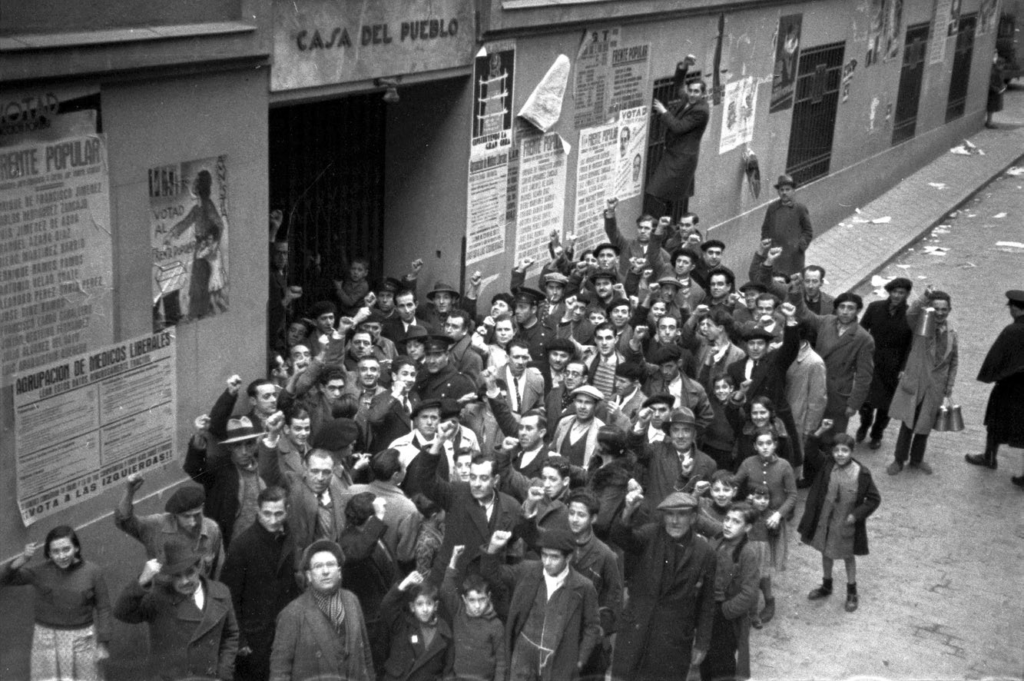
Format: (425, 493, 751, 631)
(770, 15, 802, 113)
(614, 106, 648, 200)
(720, 77, 758, 154)
(150, 156, 230, 331)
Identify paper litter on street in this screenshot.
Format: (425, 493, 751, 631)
(922, 246, 949, 255)
(993, 212, 1007, 218)
(927, 182, 947, 189)
(1005, 166, 1024, 176)
(870, 216, 892, 224)
(995, 241, 1024, 249)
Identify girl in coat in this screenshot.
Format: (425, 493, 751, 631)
(726, 396, 796, 472)
(1, 526, 111, 681)
(798, 433, 882, 612)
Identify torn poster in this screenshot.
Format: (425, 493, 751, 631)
(519, 55, 571, 132)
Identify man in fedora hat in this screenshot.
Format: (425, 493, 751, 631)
(630, 407, 716, 510)
(857, 277, 914, 449)
(760, 174, 813, 276)
(646, 55, 710, 216)
(115, 477, 225, 578)
(966, 289, 1024, 484)
(610, 489, 716, 681)
(419, 281, 461, 333)
(415, 334, 477, 402)
(184, 409, 267, 548)
(552, 385, 608, 468)
(270, 540, 375, 681)
(114, 537, 239, 681)
(482, 527, 601, 681)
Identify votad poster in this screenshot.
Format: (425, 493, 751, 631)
(150, 156, 230, 331)
(770, 15, 802, 113)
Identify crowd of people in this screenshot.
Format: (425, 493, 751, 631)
(5, 182, 1024, 681)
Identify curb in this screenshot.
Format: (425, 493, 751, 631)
(841, 150, 1024, 295)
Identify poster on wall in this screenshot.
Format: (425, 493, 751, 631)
(150, 156, 229, 331)
(929, 0, 953, 65)
(979, 0, 999, 35)
(614, 107, 648, 200)
(573, 123, 618, 252)
(513, 132, 568, 265)
(770, 15, 802, 113)
(574, 27, 620, 129)
(883, 0, 904, 62)
(0, 85, 100, 146)
(12, 330, 177, 527)
(948, 0, 962, 36)
(467, 40, 516, 265)
(719, 77, 758, 154)
(608, 43, 652, 117)
(0, 134, 114, 388)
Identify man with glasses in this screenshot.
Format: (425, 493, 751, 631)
(646, 55, 710, 216)
(270, 539, 375, 681)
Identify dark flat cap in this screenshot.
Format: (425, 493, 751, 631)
(166, 485, 205, 514)
(593, 242, 621, 256)
(537, 528, 577, 553)
(642, 393, 676, 409)
(588, 268, 619, 284)
(657, 491, 698, 511)
(700, 239, 726, 252)
(615, 362, 646, 383)
(884, 277, 913, 292)
(1005, 290, 1024, 304)
(648, 345, 683, 365)
(411, 399, 443, 418)
(311, 418, 360, 450)
(744, 327, 775, 342)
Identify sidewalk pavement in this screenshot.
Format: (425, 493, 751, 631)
(808, 89, 1024, 297)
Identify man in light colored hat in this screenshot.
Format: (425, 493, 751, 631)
(759, 174, 813, 276)
(630, 407, 716, 511)
(482, 527, 601, 681)
(115, 477, 224, 578)
(552, 385, 607, 468)
(610, 487, 716, 680)
(184, 408, 267, 548)
(114, 538, 239, 681)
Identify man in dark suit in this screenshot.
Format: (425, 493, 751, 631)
(857, 277, 913, 449)
(646, 56, 710, 216)
(365, 356, 420, 451)
(482, 528, 601, 681)
(413, 420, 525, 584)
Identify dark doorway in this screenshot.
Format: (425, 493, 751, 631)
(946, 14, 978, 122)
(785, 42, 845, 186)
(269, 95, 386, 307)
(892, 23, 931, 145)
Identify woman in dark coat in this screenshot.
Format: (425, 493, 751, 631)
(798, 433, 881, 613)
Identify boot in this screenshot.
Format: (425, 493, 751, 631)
(964, 452, 997, 469)
(759, 597, 775, 624)
(845, 583, 858, 612)
(807, 579, 833, 600)
(855, 424, 868, 443)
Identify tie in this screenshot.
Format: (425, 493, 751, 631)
(934, 326, 947, 360)
(316, 492, 334, 540)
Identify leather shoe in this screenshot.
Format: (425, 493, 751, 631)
(855, 426, 868, 443)
(796, 477, 813, 489)
(886, 462, 902, 475)
(759, 597, 775, 624)
(868, 438, 882, 450)
(964, 453, 996, 470)
(845, 594, 859, 612)
(910, 461, 933, 474)
(807, 586, 832, 600)
(1011, 475, 1024, 488)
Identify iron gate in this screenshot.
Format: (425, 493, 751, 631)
(946, 14, 978, 122)
(892, 23, 931, 145)
(645, 73, 702, 220)
(269, 95, 386, 307)
(785, 42, 845, 186)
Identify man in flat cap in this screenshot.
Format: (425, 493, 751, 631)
(604, 197, 671, 279)
(552, 386, 608, 468)
(760, 174, 813, 276)
(857, 277, 914, 449)
(415, 334, 477, 402)
(115, 476, 224, 578)
(610, 488, 717, 681)
(482, 528, 601, 681)
(789, 278, 875, 438)
(372, 276, 405, 321)
(966, 289, 1024, 485)
(114, 538, 239, 681)
(513, 287, 556, 361)
(270, 540, 375, 681)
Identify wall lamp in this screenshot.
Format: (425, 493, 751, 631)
(374, 77, 401, 103)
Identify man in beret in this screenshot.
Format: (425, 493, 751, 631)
(692, 239, 726, 292)
(270, 540, 375, 681)
(259, 413, 349, 566)
(610, 489, 717, 680)
(604, 197, 671, 279)
(857, 277, 914, 449)
(415, 334, 477, 402)
(790, 280, 875, 437)
(482, 528, 601, 681)
(552, 385, 608, 468)
(639, 394, 675, 443)
(114, 538, 239, 681)
(513, 287, 556, 361)
(966, 289, 1024, 484)
(115, 477, 224, 578)
(760, 174, 813, 276)
(535, 337, 576, 391)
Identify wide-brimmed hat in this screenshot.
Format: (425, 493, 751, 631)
(160, 537, 204, 576)
(661, 407, 696, 433)
(221, 416, 263, 444)
(426, 282, 460, 301)
(588, 268, 619, 284)
(774, 174, 797, 189)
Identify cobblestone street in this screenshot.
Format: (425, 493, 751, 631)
(749, 90, 1024, 680)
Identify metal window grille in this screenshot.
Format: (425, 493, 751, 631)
(892, 23, 932, 145)
(645, 72, 702, 221)
(946, 15, 978, 122)
(785, 42, 846, 186)
(269, 96, 386, 308)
